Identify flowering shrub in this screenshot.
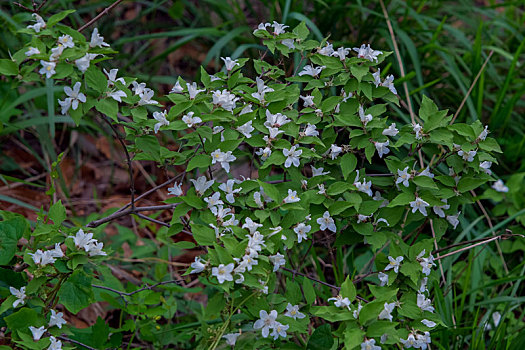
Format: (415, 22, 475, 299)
(0, 10, 508, 350)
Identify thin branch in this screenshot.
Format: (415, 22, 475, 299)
(281, 267, 368, 303)
(78, 0, 124, 32)
(86, 203, 180, 228)
(434, 233, 523, 261)
(92, 279, 183, 297)
(135, 212, 170, 227)
(56, 335, 97, 350)
(450, 50, 494, 124)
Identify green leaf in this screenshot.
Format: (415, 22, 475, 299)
(257, 181, 281, 203)
(303, 278, 316, 304)
(388, 192, 414, 207)
(327, 181, 353, 196)
(350, 64, 368, 82)
(293, 22, 310, 40)
(284, 280, 303, 305)
(187, 154, 211, 171)
(344, 327, 365, 349)
(5, 307, 39, 331)
(418, 95, 439, 122)
(59, 270, 94, 314)
(340, 153, 357, 180)
(340, 276, 356, 302)
(448, 123, 475, 139)
(48, 200, 66, 226)
(135, 135, 161, 162)
(0, 59, 18, 76)
(47, 9, 76, 27)
(400, 261, 421, 285)
(479, 138, 502, 153)
(0, 219, 24, 265)
(191, 224, 216, 246)
(85, 66, 107, 93)
(413, 176, 438, 190)
(457, 177, 487, 193)
(307, 324, 334, 350)
(310, 306, 354, 322)
(95, 98, 118, 121)
(359, 300, 384, 325)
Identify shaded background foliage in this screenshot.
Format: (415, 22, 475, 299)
(0, 0, 524, 349)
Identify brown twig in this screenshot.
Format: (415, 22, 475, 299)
(434, 233, 523, 260)
(86, 203, 180, 228)
(135, 212, 170, 227)
(56, 336, 97, 350)
(78, 0, 124, 32)
(92, 279, 183, 297)
(450, 50, 494, 124)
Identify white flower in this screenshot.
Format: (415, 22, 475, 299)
(223, 332, 240, 346)
(137, 88, 158, 105)
(413, 123, 423, 140)
(410, 197, 430, 216)
(255, 147, 272, 161)
(395, 167, 411, 187)
(251, 77, 274, 104)
(253, 310, 278, 338)
(170, 81, 184, 94)
(204, 192, 223, 207)
(63, 82, 86, 111)
(317, 211, 336, 232)
(361, 339, 381, 350)
(253, 191, 264, 208)
(29, 326, 46, 340)
(75, 53, 98, 73)
(478, 125, 489, 141)
(372, 69, 382, 87)
(57, 34, 74, 48)
(107, 90, 126, 102)
(281, 38, 295, 49)
(382, 123, 399, 136)
(167, 182, 183, 196)
(420, 166, 435, 178)
(421, 319, 436, 328)
(416, 331, 432, 349)
(312, 166, 329, 177)
(187, 82, 206, 99)
(302, 123, 319, 137)
(48, 309, 67, 329)
(190, 176, 214, 196)
(433, 199, 450, 218)
(357, 214, 371, 223)
(85, 241, 106, 256)
(152, 110, 169, 134)
(331, 47, 351, 61)
(50, 46, 65, 63)
(254, 22, 271, 33)
(420, 256, 436, 276)
(270, 322, 289, 340)
(375, 140, 390, 158)
(27, 13, 46, 33)
(271, 21, 289, 35)
(269, 253, 286, 272)
(25, 47, 40, 57)
(353, 44, 382, 62)
(355, 180, 373, 197)
(446, 212, 461, 229)
(492, 179, 509, 193)
(359, 105, 373, 126)
(58, 98, 71, 115)
(400, 334, 418, 349)
(219, 179, 241, 203)
(318, 42, 334, 56)
(190, 256, 206, 274)
(48, 243, 64, 258)
(264, 110, 291, 128)
(353, 303, 363, 319)
(104, 68, 126, 87)
(237, 120, 254, 138)
(48, 336, 62, 350)
(492, 312, 502, 327)
(420, 277, 428, 293)
(283, 189, 300, 204)
(380, 334, 388, 344)
(298, 64, 325, 77)
(480, 161, 492, 174)
(282, 303, 305, 320)
(382, 74, 397, 94)
(329, 144, 343, 160)
(294, 223, 311, 243)
(212, 263, 234, 284)
(9, 286, 26, 308)
(317, 184, 326, 195)
(69, 229, 96, 250)
(212, 89, 239, 112)
(378, 272, 388, 286)
(328, 295, 351, 310)
(90, 27, 110, 48)
(417, 293, 435, 312)
(29, 250, 56, 265)
(300, 95, 315, 108)
(182, 111, 202, 127)
(385, 256, 403, 273)
(39, 60, 56, 78)
(239, 103, 253, 115)
(458, 149, 477, 162)
(283, 146, 302, 168)
(221, 57, 239, 71)
(376, 218, 389, 226)
(378, 302, 396, 322)
(211, 149, 236, 173)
